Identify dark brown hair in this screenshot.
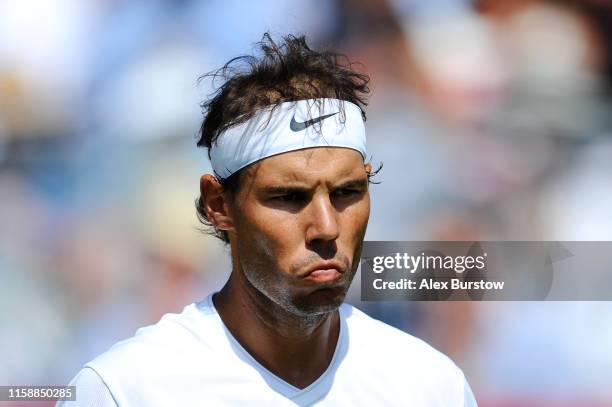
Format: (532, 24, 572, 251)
(195, 33, 372, 243)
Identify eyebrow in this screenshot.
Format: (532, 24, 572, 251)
(335, 178, 368, 190)
(261, 178, 368, 195)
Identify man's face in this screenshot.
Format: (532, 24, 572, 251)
(227, 147, 371, 316)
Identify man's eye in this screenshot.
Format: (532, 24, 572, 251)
(272, 193, 305, 203)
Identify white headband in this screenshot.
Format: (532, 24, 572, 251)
(210, 98, 366, 178)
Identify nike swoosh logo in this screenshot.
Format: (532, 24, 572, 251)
(290, 112, 338, 132)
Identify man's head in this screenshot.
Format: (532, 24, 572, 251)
(196, 34, 375, 316)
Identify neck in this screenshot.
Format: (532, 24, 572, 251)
(213, 268, 340, 389)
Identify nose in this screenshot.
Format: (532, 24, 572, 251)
(305, 194, 340, 245)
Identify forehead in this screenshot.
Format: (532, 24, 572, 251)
(243, 147, 365, 185)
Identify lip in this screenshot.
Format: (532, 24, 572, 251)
(301, 261, 345, 284)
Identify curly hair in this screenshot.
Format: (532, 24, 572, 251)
(195, 33, 372, 243)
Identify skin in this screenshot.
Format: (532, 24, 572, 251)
(200, 147, 371, 389)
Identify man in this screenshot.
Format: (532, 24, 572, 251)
(60, 34, 477, 406)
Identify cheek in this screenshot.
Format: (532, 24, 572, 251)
(239, 206, 304, 264)
(260, 216, 304, 264)
(342, 197, 371, 239)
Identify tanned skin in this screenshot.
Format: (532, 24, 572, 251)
(200, 147, 371, 389)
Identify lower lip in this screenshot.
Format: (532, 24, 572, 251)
(303, 269, 343, 284)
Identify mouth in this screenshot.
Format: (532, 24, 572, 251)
(300, 261, 346, 284)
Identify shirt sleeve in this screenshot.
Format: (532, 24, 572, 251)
(463, 376, 478, 407)
(56, 367, 118, 407)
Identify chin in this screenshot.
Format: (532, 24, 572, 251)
(290, 286, 349, 316)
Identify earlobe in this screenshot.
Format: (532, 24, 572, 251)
(200, 174, 234, 231)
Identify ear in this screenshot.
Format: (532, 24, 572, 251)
(364, 163, 372, 174)
(200, 174, 235, 231)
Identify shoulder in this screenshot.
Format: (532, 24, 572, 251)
(85, 297, 223, 382)
(341, 303, 451, 358)
(339, 303, 467, 401)
(58, 367, 118, 407)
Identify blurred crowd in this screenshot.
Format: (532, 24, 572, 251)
(1, 0, 611, 406)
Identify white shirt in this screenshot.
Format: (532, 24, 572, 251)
(59, 295, 477, 406)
